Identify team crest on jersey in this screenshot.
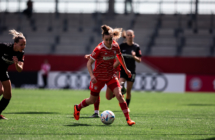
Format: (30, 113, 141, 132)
(94, 86, 98, 90)
(103, 56, 115, 60)
(113, 51, 116, 54)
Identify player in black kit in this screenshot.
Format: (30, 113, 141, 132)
(0, 29, 26, 119)
(119, 30, 142, 112)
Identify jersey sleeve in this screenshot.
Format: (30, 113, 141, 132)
(0, 43, 10, 52)
(136, 46, 142, 57)
(90, 46, 100, 61)
(116, 44, 121, 55)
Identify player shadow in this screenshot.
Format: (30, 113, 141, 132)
(64, 123, 91, 127)
(111, 111, 122, 113)
(198, 137, 215, 140)
(4, 112, 59, 114)
(64, 123, 108, 127)
(68, 116, 98, 119)
(187, 104, 215, 106)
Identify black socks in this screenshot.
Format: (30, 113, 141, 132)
(126, 99, 130, 107)
(0, 97, 10, 114)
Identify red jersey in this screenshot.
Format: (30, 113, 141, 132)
(90, 40, 120, 81)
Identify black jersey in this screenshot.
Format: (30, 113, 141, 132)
(0, 43, 24, 70)
(119, 42, 142, 73)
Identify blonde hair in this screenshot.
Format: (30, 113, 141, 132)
(101, 25, 122, 40)
(9, 29, 26, 43)
(122, 29, 134, 38)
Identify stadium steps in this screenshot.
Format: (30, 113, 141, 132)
(181, 46, 211, 57)
(150, 46, 176, 56)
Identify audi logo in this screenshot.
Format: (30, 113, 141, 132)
(133, 73, 168, 92)
(54, 72, 90, 89)
(54, 72, 168, 91)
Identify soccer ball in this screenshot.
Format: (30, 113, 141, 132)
(100, 110, 115, 125)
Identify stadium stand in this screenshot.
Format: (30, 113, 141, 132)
(150, 14, 215, 57)
(0, 12, 214, 57)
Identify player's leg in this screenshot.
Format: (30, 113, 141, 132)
(74, 94, 99, 120)
(90, 96, 100, 118)
(106, 86, 114, 100)
(111, 85, 135, 126)
(0, 82, 6, 119)
(74, 81, 104, 120)
(126, 81, 134, 105)
(0, 82, 4, 96)
(119, 69, 128, 96)
(119, 78, 127, 95)
(126, 81, 134, 112)
(107, 77, 135, 126)
(90, 85, 116, 118)
(126, 73, 135, 111)
(0, 80, 12, 120)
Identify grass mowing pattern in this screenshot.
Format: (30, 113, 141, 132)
(0, 89, 215, 140)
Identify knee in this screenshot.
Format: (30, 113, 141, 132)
(114, 90, 123, 99)
(115, 93, 123, 100)
(106, 96, 112, 100)
(88, 98, 97, 104)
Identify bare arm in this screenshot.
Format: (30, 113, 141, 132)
(113, 58, 120, 69)
(85, 54, 90, 60)
(13, 56, 24, 72)
(116, 53, 132, 78)
(87, 58, 97, 83)
(131, 51, 141, 63)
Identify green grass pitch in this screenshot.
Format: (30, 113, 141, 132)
(0, 89, 215, 140)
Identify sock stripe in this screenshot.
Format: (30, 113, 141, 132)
(122, 109, 128, 113)
(81, 102, 84, 108)
(119, 102, 130, 120)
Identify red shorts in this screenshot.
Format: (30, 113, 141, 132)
(89, 74, 121, 96)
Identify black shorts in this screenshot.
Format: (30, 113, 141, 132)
(120, 69, 136, 82)
(0, 69, 10, 82)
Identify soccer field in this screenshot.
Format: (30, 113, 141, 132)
(0, 89, 214, 140)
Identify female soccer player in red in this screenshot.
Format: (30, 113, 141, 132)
(74, 25, 135, 126)
(84, 54, 124, 118)
(0, 29, 26, 119)
(119, 30, 142, 112)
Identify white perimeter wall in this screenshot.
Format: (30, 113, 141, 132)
(38, 72, 185, 93)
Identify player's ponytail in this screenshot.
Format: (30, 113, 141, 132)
(122, 30, 127, 38)
(112, 28, 122, 40)
(101, 25, 122, 40)
(9, 29, 26, 43)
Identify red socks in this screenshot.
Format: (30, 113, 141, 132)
(119, 102, 130, 120)
(77, 99, 89, 111)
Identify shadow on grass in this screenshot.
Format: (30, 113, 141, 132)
(4, 112, 59, 114)
(199, 137, 215, 140)
(64, 123, 92, 127)
(67, 116, 99, 119)
(187, 104, 215, 106)
(0, 133, 214, 136)
(64, 123, 112, 127)
(111, 111, 122, 113)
